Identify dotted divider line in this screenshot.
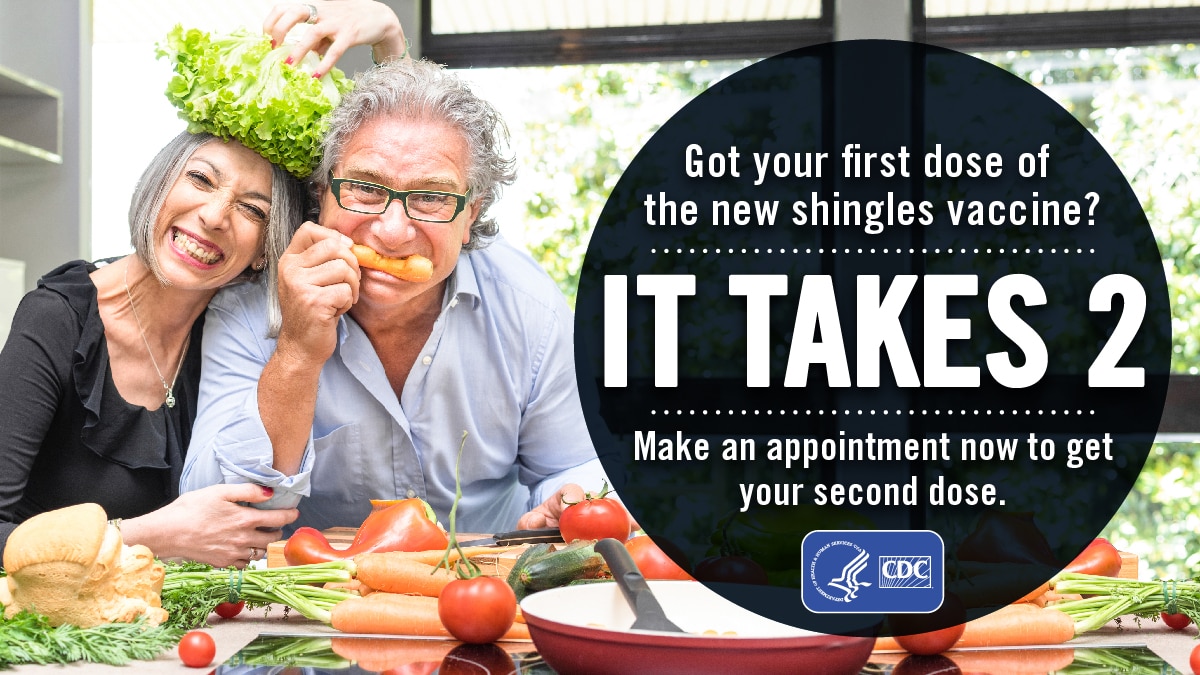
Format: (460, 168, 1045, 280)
(649, 247, 1096, 254)
(650, 409, 1096, 416)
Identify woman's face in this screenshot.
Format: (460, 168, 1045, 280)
(152, 140, 273, 289)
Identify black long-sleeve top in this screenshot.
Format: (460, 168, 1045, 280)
(0, 260, 203, 558)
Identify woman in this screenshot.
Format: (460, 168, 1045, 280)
(0, 0, 409, 567)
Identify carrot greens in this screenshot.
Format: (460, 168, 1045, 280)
(1049, 573, 1200, 634)
(161, 559, 357, 630)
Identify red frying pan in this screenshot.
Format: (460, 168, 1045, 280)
(520, 580, 875, 675)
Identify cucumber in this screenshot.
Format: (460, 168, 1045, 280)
(506, 542, 554, 588)
(510, 540, 607, 601)
(524, 541, 606, 594)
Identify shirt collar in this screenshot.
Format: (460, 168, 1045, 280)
(446, 250, 481, 311)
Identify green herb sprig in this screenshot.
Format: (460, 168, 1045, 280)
(0, 611, 181, 668)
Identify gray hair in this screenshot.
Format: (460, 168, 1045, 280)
(311, 58, 517, 250)
(128, 130, 305, 335)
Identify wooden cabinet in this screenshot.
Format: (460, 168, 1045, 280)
(0, 64, 62, 165)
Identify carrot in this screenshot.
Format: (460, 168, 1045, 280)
(1026, 590, 1082, 608)
(354, 545, 516, 568)
(325, 578, 376, 596)
(351, 244, 433, 282)
(874, 603, 1075, 652)
(355, 556, 458, 597)
(330, 592, 532, 640)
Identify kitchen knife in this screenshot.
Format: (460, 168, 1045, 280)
(456, 527, 563, 547)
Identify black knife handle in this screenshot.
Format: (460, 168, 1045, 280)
(595, 537, 650, 609)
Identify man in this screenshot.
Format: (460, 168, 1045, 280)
(181, 58, 615, 535)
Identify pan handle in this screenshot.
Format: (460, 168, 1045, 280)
(595, 537, 649, 611)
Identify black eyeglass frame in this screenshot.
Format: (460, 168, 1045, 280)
(328, 171, 472, 222)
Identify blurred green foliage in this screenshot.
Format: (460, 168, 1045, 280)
(513, 46, 1200, 579)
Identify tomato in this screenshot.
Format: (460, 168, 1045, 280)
(178, 630, 216, 668)
(1162, 612, 1192, 630)
(438, 575, 517, 644)
(1062, 538, 1123, 577)
(559, 482, 631, 543)
(438, 643, 516, 675)
(891, 594, 966, 656)
(892, 654, 963, 675)
(625, 536, 692, 580)
(1191, 642, 1200, 675)
(213, 600, 245, 619)
(693, 555, 769, 585)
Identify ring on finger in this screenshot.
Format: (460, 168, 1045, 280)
(303, 3, 318, 24)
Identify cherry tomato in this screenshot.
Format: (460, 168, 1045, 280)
(559, 482, 631, 543)
(1162, 612, 1192, 630)
(625, 536, 692, 580)
(178, 630, 216, 668)
(213, 600, 245, 619)
(693, 555, 770, 585)
(438, 576, 517, 644)
(1062, 538, 1123, 577)
(891, 594, 966, 656)
(1191, 642, 1200, 675)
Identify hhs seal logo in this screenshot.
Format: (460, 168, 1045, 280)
(802, 530, 943, 614)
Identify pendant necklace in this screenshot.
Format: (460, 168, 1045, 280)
(123, 264, 189, 409)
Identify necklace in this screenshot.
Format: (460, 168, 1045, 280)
(123, 264, 189, 409)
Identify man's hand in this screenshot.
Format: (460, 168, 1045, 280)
(516, 483, 640, 531)
(275, 222, 359, 365)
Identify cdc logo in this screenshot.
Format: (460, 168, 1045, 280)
(802, 530, 943, 614)
(880, 556, 932, 588)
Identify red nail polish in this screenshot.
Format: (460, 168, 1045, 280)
(270, 39, 277, 48)
(262, 486, 274, 496)
(312, 71, 322, 79)
(284, 56, 293, 65)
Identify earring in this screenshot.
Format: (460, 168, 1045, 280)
(252, 255, 267, 272)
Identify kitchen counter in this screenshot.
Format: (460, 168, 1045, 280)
(10, 606, 1196, 674)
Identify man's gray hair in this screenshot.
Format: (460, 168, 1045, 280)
(312, 58, 517, 250)
(128, 131, 305, 335)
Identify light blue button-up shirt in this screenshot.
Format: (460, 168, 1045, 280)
(181, 237, 609, 535)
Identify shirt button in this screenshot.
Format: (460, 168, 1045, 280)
(406, 488, 416, 498)
(421, 356, 432, 366)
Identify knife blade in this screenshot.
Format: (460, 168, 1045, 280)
(457, 527, 562, 547)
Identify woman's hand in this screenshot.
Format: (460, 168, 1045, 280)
(120, 484, 299, 568)
(263, 0, 408, 78)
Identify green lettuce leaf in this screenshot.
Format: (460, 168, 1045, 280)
(156, 25, 353, 178)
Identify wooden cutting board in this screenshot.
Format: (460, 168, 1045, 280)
(1119, 550, 1138, 579)
(266, 528, 527, 577)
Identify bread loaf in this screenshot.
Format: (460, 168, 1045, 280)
(2, 503, 168, 627)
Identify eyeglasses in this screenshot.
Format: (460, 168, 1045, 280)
(328, 171, 471, 222)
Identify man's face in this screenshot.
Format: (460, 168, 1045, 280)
(320, 115, 479, 312)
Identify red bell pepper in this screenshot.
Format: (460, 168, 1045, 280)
(283, 498, 449, 565)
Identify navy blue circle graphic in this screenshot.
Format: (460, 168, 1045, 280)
(574, 40, 1169, 637)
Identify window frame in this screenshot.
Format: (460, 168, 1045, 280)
(418, 0, 1200, 437)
